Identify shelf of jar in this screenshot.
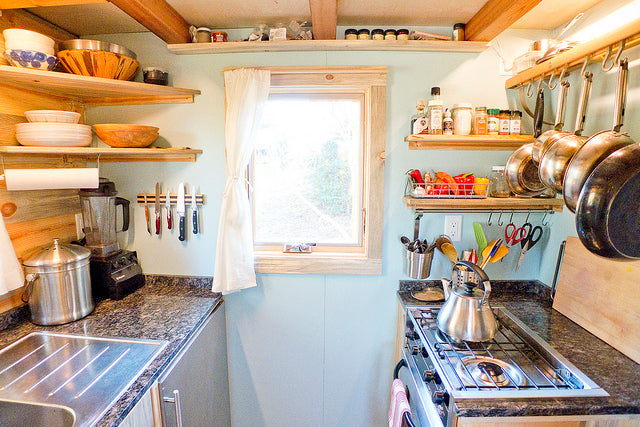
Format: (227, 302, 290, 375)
(0, 65, 201, 106)
(403, 196, 564, 212)
(0, 146, 202, 162)
(166, 39, 488, 55)
(405, 134, 534, 150)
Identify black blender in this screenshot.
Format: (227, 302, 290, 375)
(79, 178, 144, 300)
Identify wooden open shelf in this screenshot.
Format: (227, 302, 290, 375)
(506, 16, 640, 89)
(403, 196, 564, 212)
(0, 146, 202, 162)
(406, 134, 534, 150)
(0, 65, 201, 106)
(167, 39, 488, 55)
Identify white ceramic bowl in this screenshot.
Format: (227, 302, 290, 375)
(3, 29, 55, 50)
(25, 110, 81, 124)
(4, 49, 58, 71)
(4, 39, 54, 56)
(15, 123, 92, 146)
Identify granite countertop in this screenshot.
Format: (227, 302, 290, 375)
(0, 275, 222, 427)
(399, 280, 640, 419)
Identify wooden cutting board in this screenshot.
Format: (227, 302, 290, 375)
(553, 236, 640, 364)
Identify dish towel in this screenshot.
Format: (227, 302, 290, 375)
(388, 378, 411, 427)
(0, 215, 24, 295)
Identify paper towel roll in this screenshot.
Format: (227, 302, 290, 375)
(3, 168, 99, 191)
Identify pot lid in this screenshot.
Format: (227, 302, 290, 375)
(23, 238, 90, 267)
(453, 282, 485, 299)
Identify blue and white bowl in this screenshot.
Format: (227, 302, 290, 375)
(3, 49, 58, 71)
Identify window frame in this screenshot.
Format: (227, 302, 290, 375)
(243, 66, 387, 275)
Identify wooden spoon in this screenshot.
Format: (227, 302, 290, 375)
(440, 242, 458, 263)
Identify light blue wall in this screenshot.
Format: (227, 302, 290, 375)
(85, 17, 640, 424)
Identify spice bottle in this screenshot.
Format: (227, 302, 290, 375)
(384, 29, 397, 40)
(357, 29, 370, 40)
(371, 29, 384, 40)
(345, 29, 358, 40)
(510, 110, 522, 135)
(489, 166, 510, 198)
(397, 29, 409, 40)
(487, 109, 500, 135)
(427, 87, 444, 135)
(498, 110, 511, 135)
(474, 107, 488, 135)
(443, 109, 453, 135)
(411, 101, 428, 135)
(452, 23, 465, 41)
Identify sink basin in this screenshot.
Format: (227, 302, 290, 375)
(0, 332, 167, 426)
(0, 399, 75, 427)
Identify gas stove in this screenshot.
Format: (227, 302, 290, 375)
(399, 306, 608, 426)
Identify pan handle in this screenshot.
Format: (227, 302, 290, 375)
(613, 58, 628, 133)
(533, 88, 544, 138)
(574, 71, 592, 136)
(554, 80, 570, 131)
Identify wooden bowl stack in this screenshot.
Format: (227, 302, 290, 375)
(93, 124, 159, 148)
(57, 50, 139, 80)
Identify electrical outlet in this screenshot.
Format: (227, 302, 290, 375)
(445, 215, 462, 241)
(75, 213, 84, 240)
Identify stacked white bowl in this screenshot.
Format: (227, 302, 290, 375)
(16, 110, 92, 146)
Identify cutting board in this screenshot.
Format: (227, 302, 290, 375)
(553, 237, 640, 364)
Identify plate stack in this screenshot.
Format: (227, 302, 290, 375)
(16, 110, 92, 147)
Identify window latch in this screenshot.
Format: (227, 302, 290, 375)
(283, 243, 316, 253)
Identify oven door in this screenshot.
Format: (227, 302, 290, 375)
(397, 347, 445, 427)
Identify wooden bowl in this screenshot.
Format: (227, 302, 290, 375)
(57, 49, 140, 80)
(93, 124, 159, 148)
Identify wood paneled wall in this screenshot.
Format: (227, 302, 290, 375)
(0, 84, 86, 314)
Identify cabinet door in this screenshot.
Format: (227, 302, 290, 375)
(159, 302, 230, 427)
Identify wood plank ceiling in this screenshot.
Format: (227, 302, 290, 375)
(1, 0, 565, 44)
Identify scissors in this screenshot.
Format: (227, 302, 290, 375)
(504, 222, 528, 247)
(515, 223, 543, 271)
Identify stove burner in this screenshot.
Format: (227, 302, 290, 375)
(435, 330, 493, 351)
(456, 356, 527, 388)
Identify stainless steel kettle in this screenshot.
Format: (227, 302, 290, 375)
(437, 261, 497, 342)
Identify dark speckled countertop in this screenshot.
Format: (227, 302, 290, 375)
(399, 280, 640, 419)
(0, 275, 222, 427)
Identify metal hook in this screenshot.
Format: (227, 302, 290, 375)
(525, 211, 531, 223)
(509, 212, 514, 224)
(559, 65, 569, 84)
(497, 211, 504, 227)
(488, 212, 493, 226)
(536, 76, 544, 93)
(548, 69, 558, 90)
(601, 41, 625, 72)
(526, 79, 534, 98)
(541, 211, 551, 226)
(580, 56, 590, 77)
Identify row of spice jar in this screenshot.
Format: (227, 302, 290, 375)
(475, 108, 522, 135)
(345, 29, 409, 40)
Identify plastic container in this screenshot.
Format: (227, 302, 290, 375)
(403, 247, 434, 279)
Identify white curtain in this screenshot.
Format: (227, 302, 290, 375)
(213, 68, 270, 294)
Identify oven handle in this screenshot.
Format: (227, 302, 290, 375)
(392, 359, 416, 427)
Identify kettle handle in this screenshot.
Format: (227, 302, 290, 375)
(21, 273, 39, 303)
(453, 261, 491, 305)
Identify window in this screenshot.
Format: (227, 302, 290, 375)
(249, 67, 386, 275)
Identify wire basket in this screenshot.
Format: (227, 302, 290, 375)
(405, 177, 490, 199)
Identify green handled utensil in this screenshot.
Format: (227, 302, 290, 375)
(473, 222, 488, 254)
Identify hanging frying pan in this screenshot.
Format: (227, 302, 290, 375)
(538, 70, 592, 193)
(531, 79, 570, 165)
(575, 141, 640, 259)
(505, 88, 546, 196)
(563, 59, 635, 213)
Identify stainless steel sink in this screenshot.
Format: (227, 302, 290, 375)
(0, 399, 75, 427)
(0, 332, 167, 426)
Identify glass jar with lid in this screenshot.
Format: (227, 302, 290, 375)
(498, 110, 511, 135)
(489, 166, 511, 198)
(357, 29, 370, 40)
(345, 29, 358, 40)
(452, 103, 472, 135)
(371, 29, 384, 40)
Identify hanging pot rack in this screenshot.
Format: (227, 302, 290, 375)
(505, 16, 640, 90)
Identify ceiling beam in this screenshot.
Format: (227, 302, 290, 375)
(309, 0, 337, 40)
(0, 0, 105, 8)
(465, 0, 543, 41)
(0, 8, 76, 41)
(109, 0, 191, 44)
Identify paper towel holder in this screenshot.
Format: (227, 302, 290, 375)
(0, 154, 101, 190)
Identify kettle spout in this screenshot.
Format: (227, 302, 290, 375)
(441, 278, 452, 300)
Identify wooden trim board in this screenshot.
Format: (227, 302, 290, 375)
(553, 237, 640, 364)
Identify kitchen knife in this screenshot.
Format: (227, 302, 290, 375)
(177, 183, 186, 241)
(155, 182, 161, 235)
(192, 185, 198, 234)
(166, 190, 172, 230)
(144, 194, 151, 235)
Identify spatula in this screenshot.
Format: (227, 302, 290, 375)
(479, 239, 502, 269)
(473, 222, 488, 254)
(488, 244, 509, 263)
